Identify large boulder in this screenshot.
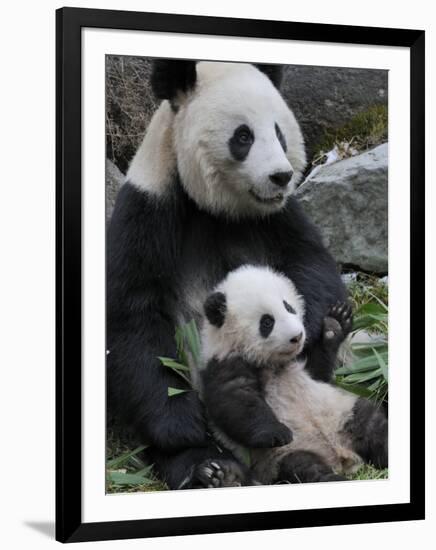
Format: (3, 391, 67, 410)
(295, 143, 388, 273)
(281, 66, 388, 157)
(106, 159, 124, 221)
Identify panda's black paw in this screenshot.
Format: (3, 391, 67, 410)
(188, 458, 251, 489)
(323, 301, 353, 345)
(247, 422, 293, 448)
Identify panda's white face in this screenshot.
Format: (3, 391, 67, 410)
(173, 63, 306, 218)
(202, 265, 306, 366)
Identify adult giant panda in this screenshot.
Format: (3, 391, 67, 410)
(107, 59, 348, 489)
(199, 265, 387, 486)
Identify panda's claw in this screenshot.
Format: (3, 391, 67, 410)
(189, 458, 250, 489)
(323, 301, 353, 345)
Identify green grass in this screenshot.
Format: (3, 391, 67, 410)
(106, 431, 167, 493)
(314, 104, 388, 162)
(347, 464, 388, 481)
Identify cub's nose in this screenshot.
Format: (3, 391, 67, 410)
(290, 332, 303, 345)
(269, 170, 293, 188)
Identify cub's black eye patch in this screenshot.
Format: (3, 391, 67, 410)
(204, 292, 227, 327)
(229, 124, 254, 161)
(260, 314, 275, 338)
(283, 300, 296, 314)
(275, 123, 287, 153)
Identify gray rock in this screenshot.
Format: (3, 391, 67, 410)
(296, 144, 388, 273)
(106, 159, 124, 221)
(281, 66, 388, 157)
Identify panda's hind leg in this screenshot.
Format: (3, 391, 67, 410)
(276, 450, 346, 484)
(344, 398, 388, 469)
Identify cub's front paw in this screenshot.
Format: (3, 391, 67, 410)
(188, 459, 251, 488)
(247, 422, 293, 448)
(323, 301, 353, 345)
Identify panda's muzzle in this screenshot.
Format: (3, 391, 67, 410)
(249, 189, 285, 205)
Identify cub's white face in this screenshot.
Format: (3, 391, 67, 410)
(173, 63, 306, 218)
(202, 265, 306, 366)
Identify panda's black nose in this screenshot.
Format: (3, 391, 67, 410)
(290, 332, 303, 345)
(269, 170, 293, 188)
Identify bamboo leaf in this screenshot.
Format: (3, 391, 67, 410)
(108, 471, 156, 486)
(335, 352, 387, 375)
(342, 367, 383, 384)
(372, 347, 388, 381)
(107, 445, 148, 469)
(168, 387, 189, 397)
(158, 357, 191, 371)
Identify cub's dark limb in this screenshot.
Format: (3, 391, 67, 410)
(146, 443, 252, 489)
(304, 301, 353, 382)
(324, 301, 353, 349)
(201, 356, 293, 449)
(277, 450, 347, 483)
(344, 398, 388, 469)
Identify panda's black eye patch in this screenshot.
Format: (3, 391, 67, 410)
(275, 123, 287, 153)
(283, 300, 296, 314)
(260, 314, 275, 338)
(229, 124, 254, 161)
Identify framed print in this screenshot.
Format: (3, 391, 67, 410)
(56, 7, 425, 543)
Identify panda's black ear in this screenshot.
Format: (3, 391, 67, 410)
(204, 292, 227, 328)
(254, 63, 284, 90)
(151, 59, 197, 101)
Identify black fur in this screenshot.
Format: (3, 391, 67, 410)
(107, 179, 346, 487)
(145, 443, 254, 489)
(277, 450, 346, 483)
(283, 300, 296, 314)
(344, 398, 388, 469)
(151, 59, 197, 102)
(254, 63, 284, 89)
(275, 122, 287, 152)
(228, 124, 254, 161)
(259, 314, 275, 338)
(204, 292, 227, 328)
(309, 301, 353, 380)
(201, 356, 293, 448)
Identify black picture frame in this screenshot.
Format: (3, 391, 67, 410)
(56, 7, 425, 543)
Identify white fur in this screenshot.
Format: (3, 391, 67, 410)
(127, 101, 176, 194)
(200, 265, 361, 483)
(252, 362, 361, 483)
(128, 62, 306, 217)
(201, 265, 306, 367)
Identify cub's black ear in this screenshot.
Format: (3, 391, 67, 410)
(254, 63, 284, 90)
(151, 59, 197, 101)
(204, 292, 227, 328)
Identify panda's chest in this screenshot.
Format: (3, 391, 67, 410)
(178, 214, 270, 322)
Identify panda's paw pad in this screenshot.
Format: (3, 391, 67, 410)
(195, 459, 246, 488)
(325, 301, 353, 340)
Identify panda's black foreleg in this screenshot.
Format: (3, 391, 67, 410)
(146, 444, 254, 489)
(305, 301, 353, 382)
(344, 398, 388, 469)
(276, 450, 346, 483)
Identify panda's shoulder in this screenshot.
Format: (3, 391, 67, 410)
(276, 197, 324, 242)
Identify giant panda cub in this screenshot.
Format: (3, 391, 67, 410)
(198, 265, 388, 486)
